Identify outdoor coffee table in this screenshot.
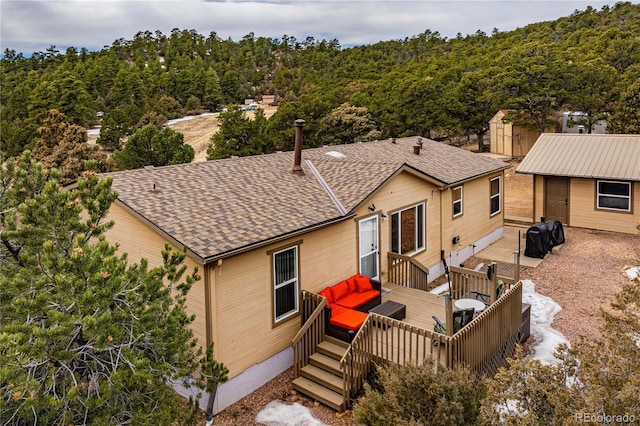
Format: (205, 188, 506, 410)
(369, 300, 406, 321)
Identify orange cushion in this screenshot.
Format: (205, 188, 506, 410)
(355, 275, 373, 293)
(346, 276, 357, 293)
(330, 310, 368, 331)
(328, 303, 349, 318)
(319, 288, 333, 304)
(330, 280, 349, 301)
(335, 290, 379, 309)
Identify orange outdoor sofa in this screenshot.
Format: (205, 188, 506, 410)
(318, 274, 382, 341)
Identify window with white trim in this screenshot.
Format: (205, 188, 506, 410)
(597, 180, 631, 212)
(391, 202, 425, 255)
(453, 186, 463, 218)
(490, 176, 501, 216)
(273, 246, 299, 323)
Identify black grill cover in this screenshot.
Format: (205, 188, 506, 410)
(524, 222, 551, 259)
(547, 220, 565, 247)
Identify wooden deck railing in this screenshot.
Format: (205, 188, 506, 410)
(294, 263, 523, 409)
(450, 281, 523, 377)
(387, 253, 429, 291)
(291, 291, 326, 376)
(450, 264, 498, 301)
(340, 312, 451, 407)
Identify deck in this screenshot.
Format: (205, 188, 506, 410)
(381, 282, 446, 330)
(292, 260, 525, 412)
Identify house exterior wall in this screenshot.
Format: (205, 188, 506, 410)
(361, 171, 440, 277)
(104, 203, 208, 350)
(441, 173, 505, 262)
(210, 218, 357, 380)
(104, 168, 507, 413)
(569, 178, 639, 234)
(531, 176, 639, 234)
(534, 175, 545, 223)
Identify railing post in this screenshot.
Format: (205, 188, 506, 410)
(489, 262, 498, 304)
(445, 294, 453, 336)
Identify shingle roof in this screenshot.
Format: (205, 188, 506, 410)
(106, 136, 508, 261)
(516, 134, 640, 181)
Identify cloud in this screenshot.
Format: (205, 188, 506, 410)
(0, 0, 629, 55)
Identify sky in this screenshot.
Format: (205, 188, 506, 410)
(1, 0, 634, 56)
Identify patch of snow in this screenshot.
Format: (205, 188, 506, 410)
(625, 266, 640, 281)
(255, 400, 327, 426)
(429, 282, 451, 295)
(522, 279, 570, 364)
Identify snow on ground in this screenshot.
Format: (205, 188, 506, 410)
(255, 279, 569, 425)
(522, 279, 570, 364)
(626, 266, 640, 281)
(255, 400, 327, 426)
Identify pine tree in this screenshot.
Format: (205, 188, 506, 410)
(0, 153, 217, 425)
(113, 124, 194, 170)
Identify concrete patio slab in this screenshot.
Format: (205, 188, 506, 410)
(475, 226, 545, 268)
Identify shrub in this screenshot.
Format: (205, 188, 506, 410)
(353, 359, 484, 426)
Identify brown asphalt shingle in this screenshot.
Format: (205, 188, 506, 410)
(106, 136, 508, 261)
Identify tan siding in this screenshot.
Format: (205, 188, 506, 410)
(569, 179, 640, 234)
(105, 203, 208, 349)
(442, 173, 504, 254)
(213, 220, 357, 378)
(361, 172, 442, 275)
(534, 175, 545, 222)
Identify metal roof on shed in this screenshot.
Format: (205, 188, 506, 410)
(516, 134, 640, 181)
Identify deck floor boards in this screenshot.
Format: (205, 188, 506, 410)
(381, 282, 447, 330)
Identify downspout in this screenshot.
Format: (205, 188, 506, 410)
(439, 189, 444, 274)
(204, 265, 215, 425)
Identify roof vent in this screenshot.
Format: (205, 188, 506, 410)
(325, 151, 345, 158)
(413, 144, 421, 155)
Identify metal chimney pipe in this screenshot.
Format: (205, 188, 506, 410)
(292, 119, 305, 176)
(413, 145, 421, 155)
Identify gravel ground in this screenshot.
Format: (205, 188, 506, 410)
(205, 159, 640, 426)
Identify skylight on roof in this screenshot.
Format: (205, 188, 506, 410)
(325, 151, 345, 158)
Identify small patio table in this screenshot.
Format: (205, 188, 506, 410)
(454, 298, 486, 313)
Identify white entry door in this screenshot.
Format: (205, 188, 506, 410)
(359, 216, 379, 280)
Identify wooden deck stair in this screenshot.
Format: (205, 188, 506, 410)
(292, 337, 349, 412)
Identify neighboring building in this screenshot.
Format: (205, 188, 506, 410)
(489, 110, 542, 158)
(561, 111, 607, 134)
(103, 132, 510, 413)
(516, 134, 640, 234)
(261, 94, 276, 105)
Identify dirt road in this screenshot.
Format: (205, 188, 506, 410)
(169, 104, 278, 162)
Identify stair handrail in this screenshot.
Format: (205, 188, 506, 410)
(387, 252, 429, 291)
(339, 313, 375, 407)
(291, 291, 327, 376)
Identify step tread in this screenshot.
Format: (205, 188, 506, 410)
(292, 376, 344, 411)
(301, 364, 343, 392)
(309, 352, 342, 375)
(317, 340, 348, 359)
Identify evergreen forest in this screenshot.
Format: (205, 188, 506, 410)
(1, 2, 639, 163)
